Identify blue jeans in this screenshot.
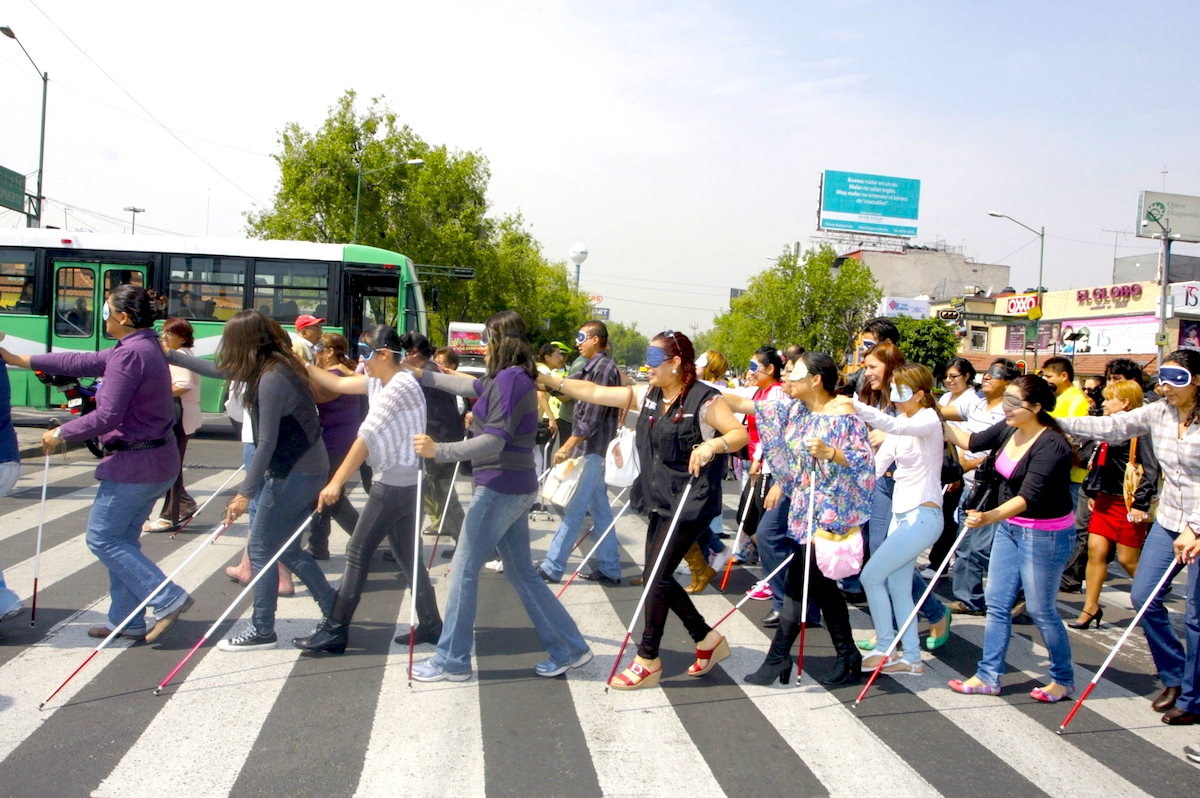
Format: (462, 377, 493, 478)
(952, 488, 999, 612)
(975, 520, 1075, 687)
(541, 454, 620, 581)
(861, 475, 945, 625)
(0, 461, 22, 617)
(1129, 523, 1196, 705)
(247, 470, 335, 635)
(86, 478, 188, 633)
(861, 506, 943, 661)
(433, 486, 589, 675)
(698, 515, 726, 559)
(243, 444, 261, 524)
(757, 496, 791, 612)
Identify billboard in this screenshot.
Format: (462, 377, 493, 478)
(1137, 191, 1200, 244)
(1059, 315, 1158, 355)
(819, 170, 920, 238)
(876, 296, 930, 319)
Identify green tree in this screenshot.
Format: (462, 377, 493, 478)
(708, 245, 882, 367)
(894, 316, 962, 373)
(245, 90, 591, 346)
(606, 321, 649, 367)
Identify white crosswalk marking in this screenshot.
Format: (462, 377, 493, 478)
(0, 452, 1193, 798)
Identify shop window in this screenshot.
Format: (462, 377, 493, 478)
(970, 327, 988, 351)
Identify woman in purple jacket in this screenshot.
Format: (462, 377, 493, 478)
(1, 285, 193, 643)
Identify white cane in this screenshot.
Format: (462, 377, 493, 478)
(427, 460, 460, 568)
(557, 500, 632, 598)
(29, 455, 50, 626)
(796, 478, 816, 679)
(170, 465, 245, 539)
(408, 465, 424, 686)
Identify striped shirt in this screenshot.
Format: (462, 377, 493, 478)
(1060, 401, 1200, 533)
(361, 372, 426, 487)
(571, 351, 623, 455)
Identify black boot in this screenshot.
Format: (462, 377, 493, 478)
(745, 616, 799, 686)
(293, 593, 354, 654)
(816, 611, 862, 686)
(292, 617, 349, 654)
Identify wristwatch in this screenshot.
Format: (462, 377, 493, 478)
(51, 427, 61, 438)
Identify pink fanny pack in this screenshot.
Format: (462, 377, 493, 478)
(813, 526, 864, 580)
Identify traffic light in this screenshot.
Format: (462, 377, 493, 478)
(1015, 359, 1028, 375)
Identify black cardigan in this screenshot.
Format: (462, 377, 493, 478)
(968, 420, 1074, 520)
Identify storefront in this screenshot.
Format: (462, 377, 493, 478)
(933, 279, 1171, 377)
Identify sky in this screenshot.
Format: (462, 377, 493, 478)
(2, 0, 1199, 336)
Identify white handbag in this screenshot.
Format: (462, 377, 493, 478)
(605, 428, 640, 488)
(542, 457, 582, 507)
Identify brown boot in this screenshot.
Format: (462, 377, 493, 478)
(683, 544, 716, 594)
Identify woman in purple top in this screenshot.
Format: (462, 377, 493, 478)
(1, 285, 193, 643)
(306, 332, 362, 559)
(407, 311, 593, 682)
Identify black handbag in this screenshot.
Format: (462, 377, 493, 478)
(941, 439, 963, 485)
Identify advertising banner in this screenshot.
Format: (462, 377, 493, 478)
(1059, 315, 1158, 355)
(819, 170, 920, 238)
(1005, 325, 1025, 352)
(1138, 191, 1200, 244)
(877, 296, 930, 319)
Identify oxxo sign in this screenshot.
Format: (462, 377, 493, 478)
(1077, 284, 1143, 303)
(1004, 294, 1039, 315)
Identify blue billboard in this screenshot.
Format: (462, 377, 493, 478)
(819, 170, 921, 238)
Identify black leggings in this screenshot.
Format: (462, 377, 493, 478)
(638, 513, 712, 660)
(330, 482, 440, 629)
(310, 459, 361, 554)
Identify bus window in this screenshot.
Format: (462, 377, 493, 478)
(252, 260, 330, 325)
(0, 250, 36, 314)
(55, 268, 94, 337)
(169, 256, 246, 321)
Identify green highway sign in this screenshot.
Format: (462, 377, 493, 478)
(0, 164, 24, 214)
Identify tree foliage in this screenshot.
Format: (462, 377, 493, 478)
(707, 245, 882, 368)
(606, 321, 649, 367)
(245, 90, 591, 347)
(893, 316, 962, 373)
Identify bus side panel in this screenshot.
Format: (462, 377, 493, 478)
(0, 314, 51, 409)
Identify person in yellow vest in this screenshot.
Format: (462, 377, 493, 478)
(1041, 357, 1091, 596)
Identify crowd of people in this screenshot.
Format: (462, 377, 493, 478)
(2, 285, 1200, 753)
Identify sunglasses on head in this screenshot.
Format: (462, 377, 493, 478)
(1159, 365, 1194, 388)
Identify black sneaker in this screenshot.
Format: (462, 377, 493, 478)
(583, 569, 620, 586)
(217, 627, 278, 652)
(537, 563, 560, 584)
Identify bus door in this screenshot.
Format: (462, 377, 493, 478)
(342, 269, 399, 348)
(49, 261, 146, 403)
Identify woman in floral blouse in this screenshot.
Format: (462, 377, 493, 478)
(723, 351, 875, 685)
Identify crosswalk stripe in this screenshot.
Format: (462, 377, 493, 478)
(689, 594, 937, 797)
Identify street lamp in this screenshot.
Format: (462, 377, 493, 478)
(989, 211, 1045, 368)
(123, 206, 145, 234)
(1143, 210, 1179, 368)
(2, 25, 48, 228)
(352, 158, 424, 244)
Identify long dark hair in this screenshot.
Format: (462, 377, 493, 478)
(753, 346, 784, 382)
(484, 310, 537, 379)
(1011, 375, 1064, 436)
(1165, 348, 1200, 428)
(318, 331, 356, 370)
(109, 284, 157, 329)
(652, 330, 697, 421)
(360, 325, 403, 365)
(217, 310, 310, 409)
(800, 351, 838, 395)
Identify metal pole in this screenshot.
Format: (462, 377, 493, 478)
(353, 163, 363, 244)
(1158, 226, 1172, 368)
(130, 210, 136, 234)
(33, 71, 46, 227)
(1033, 226, 1044, 370)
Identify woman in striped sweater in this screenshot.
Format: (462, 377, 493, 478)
(293, 324, 442, 654)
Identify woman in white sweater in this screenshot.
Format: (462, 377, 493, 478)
(843, 363, 945, 675)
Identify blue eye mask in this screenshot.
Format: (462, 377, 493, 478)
(748, 360, 760, 374)
(889, 382, 915, 403)
(645, 346, 666, 368)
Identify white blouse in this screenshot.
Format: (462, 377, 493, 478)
(853, 402, 944, 514)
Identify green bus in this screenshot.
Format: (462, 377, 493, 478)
(0, 229, 426, 412)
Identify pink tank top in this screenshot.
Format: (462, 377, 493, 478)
(994, 450, 1074, 530)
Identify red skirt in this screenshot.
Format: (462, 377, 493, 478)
(1088, 493, 1149, 549)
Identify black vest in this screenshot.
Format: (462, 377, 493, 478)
(631, 382, 726, 525)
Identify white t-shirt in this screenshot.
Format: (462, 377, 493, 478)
(854, 402, 944, 514)
(960, 395, 1006, 485)
(939, 389, 983, 432)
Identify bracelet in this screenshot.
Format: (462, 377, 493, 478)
(718, 436, 728, 453)
(558, 377, 566, 392)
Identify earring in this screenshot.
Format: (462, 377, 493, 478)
(672, 368, 677, 374)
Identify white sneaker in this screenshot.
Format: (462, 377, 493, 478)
(485, 559, 504, 572)
(709, 548, 733, 573)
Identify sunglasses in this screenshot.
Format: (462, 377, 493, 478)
(1159, 365, 1194, 388)
(944, 372, 963, 380)
(312, 343, 327, 354)
(1001, 393, 1033, 411)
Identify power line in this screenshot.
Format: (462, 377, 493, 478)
(599, 292, 722, 312)
(42, 196, 193, 236)
(28, 0, 265, 206)
(585, 276, 728, 297)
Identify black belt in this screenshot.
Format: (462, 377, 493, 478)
(103, 437, 168, 454)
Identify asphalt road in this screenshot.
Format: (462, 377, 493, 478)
(0, 438, 1195, 797)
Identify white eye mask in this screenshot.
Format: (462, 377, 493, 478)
(786, 361, 809, 381)
(889, 382, 914, 403)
